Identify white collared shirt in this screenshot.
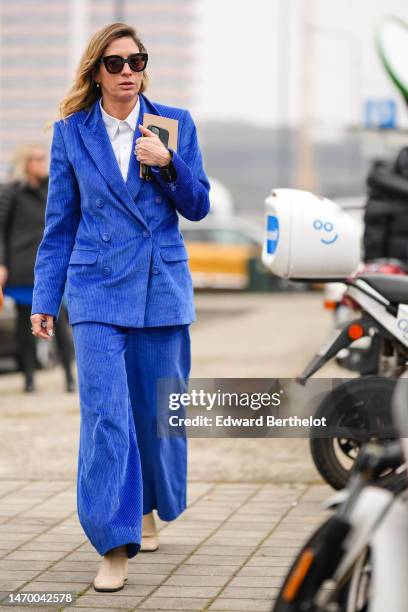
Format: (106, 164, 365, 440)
(99, 96, 140, 181)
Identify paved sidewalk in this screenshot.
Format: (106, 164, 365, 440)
(0, 292, 339, 611)
(0, 479, 330, 611)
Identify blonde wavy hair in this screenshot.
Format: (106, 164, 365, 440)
(9, 143, 46, 183)
(59, 22, 149, 120)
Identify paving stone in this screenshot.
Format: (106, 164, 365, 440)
(5, 551, 68, 561)
(0, 607, 54, 612)
(237, 566, 287, 577)
(31, 535, 85, 544)
(245, 557, 294, 567)
(17, 541, 79, 552)
(256, 546, 299, 556)
(102, 582, 152, 596)
(31, 570, 97, 583)
(20, 581, 89, 592)
(221, 586, 279, 599)
(151, 584, 220, 598)
(0, 570, 40, 581)
(173, 565, 237, 577)
(165, 574, 230, 587)
(0, 580, 28, 590)
(192, 546, 254, 556)
(203, 536, 265, 546)
(139, 597, 211, 610)
(184, 556, 245, 566)
(209, 597, 273, 611)
(133, 553, 185, 564)
(126, 563, 176, 574)
(136, 610, 199, 612)
(63, 608, 124, 612)
(71, 594, 142, 607)
(0, 559, 52, 571)
(267, 530, 313, 540)
(228, 576, 283, 588)
(229, 513, 283, 523)
(147, 537, 201, 546)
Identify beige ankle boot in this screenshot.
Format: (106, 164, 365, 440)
(140, 512, 159, 552)
(93, 544, 128, 592)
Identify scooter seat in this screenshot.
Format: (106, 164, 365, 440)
(357, 274, 408, 304)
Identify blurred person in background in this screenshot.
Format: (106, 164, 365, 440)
(364, 146, 408, 265)
(0, 143, 75, 392)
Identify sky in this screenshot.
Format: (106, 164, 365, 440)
(193, 0, 408, 130)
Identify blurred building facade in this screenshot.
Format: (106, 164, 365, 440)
(0, 0, 196, 179)
(2, 0, 408, 214)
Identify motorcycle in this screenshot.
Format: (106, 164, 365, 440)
(323, 259, 406, 376)
(298, 271, 408, 490)
(271, 375, 408, 612)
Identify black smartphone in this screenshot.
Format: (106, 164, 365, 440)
(141, 125, 170, 180)
(148, 125, 170, 147)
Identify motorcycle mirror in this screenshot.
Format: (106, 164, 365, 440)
(377, 15, 408, 104)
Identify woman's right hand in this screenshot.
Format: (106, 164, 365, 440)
(0, 265, 8, 287)
(30, 313, 55, 340)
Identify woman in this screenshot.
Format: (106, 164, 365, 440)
(30, 22, 210, 592)
(0, 144, 75, 392)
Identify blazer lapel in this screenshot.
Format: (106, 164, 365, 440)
(78, 99, 149, 229)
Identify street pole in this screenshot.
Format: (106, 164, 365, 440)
(69, 0, 89, 78)
(114, 0, 125, 22)
(277, 0, 291, 186)
(296, 0, 317, 192)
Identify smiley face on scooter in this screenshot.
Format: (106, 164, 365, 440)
(313, 218, 339, 244)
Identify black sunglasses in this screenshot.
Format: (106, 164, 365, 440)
(100, 53, 148, 74)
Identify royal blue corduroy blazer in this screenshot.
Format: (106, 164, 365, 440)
(31, 93, 211, 327)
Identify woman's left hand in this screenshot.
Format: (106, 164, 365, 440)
(135, 125, 171, 168)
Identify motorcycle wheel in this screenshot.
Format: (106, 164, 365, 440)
(310, 377, 406, 492)
(272, 515, 351, 611)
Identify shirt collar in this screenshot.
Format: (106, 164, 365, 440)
(99, 96, 140, 137)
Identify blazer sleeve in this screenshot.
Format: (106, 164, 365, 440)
(31, 120, 81, 319)
(150, 110, 211, 221)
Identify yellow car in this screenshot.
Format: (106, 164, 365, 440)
(180, 218, 263, 289)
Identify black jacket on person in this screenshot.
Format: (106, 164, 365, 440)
(363, 147, 408, 263)
(0, 177, 48, 285)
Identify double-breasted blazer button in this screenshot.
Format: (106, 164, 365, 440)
(102, 266, 112, 275)
(155, 195, 163, 203)
(96, 199, 104, 208)
(102, 233, 111, 242)
(143, 231, 151, 238)
(152, 266, 160, 275)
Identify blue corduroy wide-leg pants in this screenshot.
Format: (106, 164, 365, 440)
(71, 322, 191, 559)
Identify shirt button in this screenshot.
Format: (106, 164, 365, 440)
(155, 195, 163, 203)
(152, 266, 160, 275)
(143, 230, 151, 238)
(103, 266, 112, 276)
(169, 184, 177, 192)
(102, 233, 111, 242)
(96, 199, 104, 207)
